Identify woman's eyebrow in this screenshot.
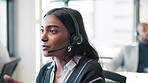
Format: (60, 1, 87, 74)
(41, 25, 59, 28)
(47, 25, 59, 28)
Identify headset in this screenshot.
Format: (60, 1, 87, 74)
(63, 8, 83, 45)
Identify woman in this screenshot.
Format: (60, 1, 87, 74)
(4, 7, 104, 83)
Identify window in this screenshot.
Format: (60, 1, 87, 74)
(0, 0, 15, 57)
(93, 0, 135, 65)
(140, 0, 148, 23)
(94, 0, 134, 56)
(0, 0, 7, 47)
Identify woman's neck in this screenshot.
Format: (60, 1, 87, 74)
(53, 55, 71, 83)
(54, 54, 71, 71)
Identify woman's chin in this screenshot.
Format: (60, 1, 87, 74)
(42, 51, 52, 57)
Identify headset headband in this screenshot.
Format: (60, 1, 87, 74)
(63, 8, 83, 44)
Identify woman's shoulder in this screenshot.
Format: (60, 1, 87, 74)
(37, 62, 53, 80)
(78, 57, 102, 69)
(71, 57, 104, 83)
(39, 62, 53, 73)
(42, 62, 53, 69)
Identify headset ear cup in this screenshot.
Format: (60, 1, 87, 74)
(71, 34, 83, 45)
(76, 34, 83, 44)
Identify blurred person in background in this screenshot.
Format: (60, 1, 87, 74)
(105, 23, 148, 73)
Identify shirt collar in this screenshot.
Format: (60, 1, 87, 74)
(64, 56, 82, 71)
(47, 56, 82, 71)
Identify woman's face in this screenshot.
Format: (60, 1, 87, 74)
(41, 15, 70, 57)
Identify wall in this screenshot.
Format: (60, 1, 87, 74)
(13, 0, 36, 82)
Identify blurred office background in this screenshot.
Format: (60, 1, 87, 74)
(0, 0, 148, 82)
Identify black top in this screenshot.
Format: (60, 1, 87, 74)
(36, 57, 105, 83)
(137, 42, 148, 73)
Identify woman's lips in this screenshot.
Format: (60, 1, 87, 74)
(42, 45, 50, 50)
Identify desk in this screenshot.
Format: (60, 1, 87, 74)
(117, 72, 148, 83)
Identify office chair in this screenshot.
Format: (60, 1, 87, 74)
(103, 70, 126, 83)
(0, 57, 21, 83)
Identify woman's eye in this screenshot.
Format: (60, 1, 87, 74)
(40, 29, 44, 34)
(50, 30, 57, 34)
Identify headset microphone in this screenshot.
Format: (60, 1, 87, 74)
(48, 42, 76, 53)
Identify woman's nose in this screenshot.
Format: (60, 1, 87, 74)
(41, 33, 48, 42)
